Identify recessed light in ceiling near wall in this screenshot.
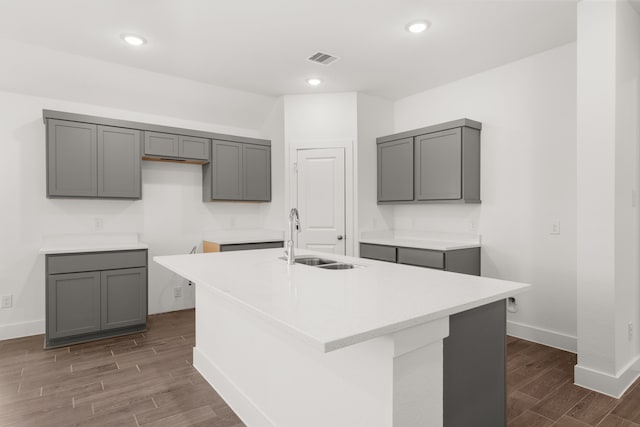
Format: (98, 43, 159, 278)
(307, 78, 322, 86)
(121, 34, 147, 46)
(406, 21, 430, 34)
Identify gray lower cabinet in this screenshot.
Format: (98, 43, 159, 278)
(377, 137, 414, 202)
(101, 268, 147, 330)
(45, 250, 148, 348)
(359, 243, 480, 276)
(376, 118, 481, 204)
(46, 119, 141, 199)
(203, 139, 271, 202)
(444, 300, 506, 427)
(47, 271, 101, 339)
(143, 131, 210, 162)
(359, 242, 504, 427)
(203, 240, 284, 253)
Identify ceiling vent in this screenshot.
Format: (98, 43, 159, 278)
(307, 52, 340, 66)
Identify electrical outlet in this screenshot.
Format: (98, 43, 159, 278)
(507, 297, 518, 313)
(628, 322, 633, 341)
(470, 219, 478, 232)
(1, 295, 12, 309)
(173, 287, 182, 298)
(550, 220, 560, 235)
(94, 217, 104, 231)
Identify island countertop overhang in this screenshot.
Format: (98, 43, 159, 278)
(154, 248, 530, 353)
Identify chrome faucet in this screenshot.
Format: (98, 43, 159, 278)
(285, 208, 300, 265)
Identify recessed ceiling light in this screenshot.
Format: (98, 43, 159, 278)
(307, 78, 322, 87)
(406, 20, 430, 34)
(121, 34, 147, 46)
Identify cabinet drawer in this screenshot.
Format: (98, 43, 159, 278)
(397, 247, 444, 269)
(360, 243, 397, 262)
(47, 250, 147, 274)
(179, 135, 210, 160)
(220, 241, 284, 252)
(144, 132, 179, 157)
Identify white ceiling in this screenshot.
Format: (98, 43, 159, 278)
(0, 0, 577, 100)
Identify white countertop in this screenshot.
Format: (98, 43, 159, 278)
(202, 229, 284, 245)
(359, 230, 481, 251)
(154, 248, 529, 353)
(39, 233, 148, 254)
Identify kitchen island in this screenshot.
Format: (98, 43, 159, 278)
(155, 249, 529, 427)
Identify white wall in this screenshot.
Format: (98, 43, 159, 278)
(613, 0, 640, 373)
(393, 43, 578, 351)
(356, 93, 395, 241)
(0, 38, 275, 130)
(259, 97, 286, 232)
(575, 0, 640, 397)
(0, 42, 279, 340)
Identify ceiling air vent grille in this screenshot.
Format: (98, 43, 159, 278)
(307, 52, 340, 66)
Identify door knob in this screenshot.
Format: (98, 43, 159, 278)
(337, 235, 344, 240)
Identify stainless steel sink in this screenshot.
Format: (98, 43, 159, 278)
(293, 257, 336, 266)
(317, 263, 355, 270)
(279, 256, 358, 270)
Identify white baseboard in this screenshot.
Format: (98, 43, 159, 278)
(193, 347, 276, 427)
(0, 319, 45, 341)
(575, 357, 640, 398)
(507, 321, 577, 353)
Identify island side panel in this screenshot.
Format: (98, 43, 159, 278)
(443, 299, 506, 427)
(193, 282, 450, 427)
(193, 283, 394, 427)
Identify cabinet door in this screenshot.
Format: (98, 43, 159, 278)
(243, 144, 271, 201)
(47, 272, 101, 339)
(377, 138, 414, 202)
(101, 268, 147, 330)
(210, 140, 243, 200)
(47, 119, 98, 197)
(415, 128, 462, 200)
(144, 131, 179, 157)
(179, 135, 210, 160)
(98, 126, 141, 199)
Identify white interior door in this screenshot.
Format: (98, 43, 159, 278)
(296, 148, 346, 255)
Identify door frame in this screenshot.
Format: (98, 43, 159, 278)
(286, 139, 355, 256)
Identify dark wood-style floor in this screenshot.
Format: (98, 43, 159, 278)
(1, 311, 639, 427)
(506, 336, 640, 427)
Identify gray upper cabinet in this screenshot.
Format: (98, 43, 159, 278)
(47, 119, 98, 198)
(179, 135, 210, 160)
(47, 119, 141, 199)
(415, 128, 462, 201)
(378, 137, 414, 202)
(43, 110, 271, 201)
(376, 118, 481, 204)
(143, 131, 210, 163)
(203, 139, 271, 202)
(209, 140, 244, 200)
(243, 144, 271, 201)
(144, 131, 179, 158)
(98, 126, 141, 199)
